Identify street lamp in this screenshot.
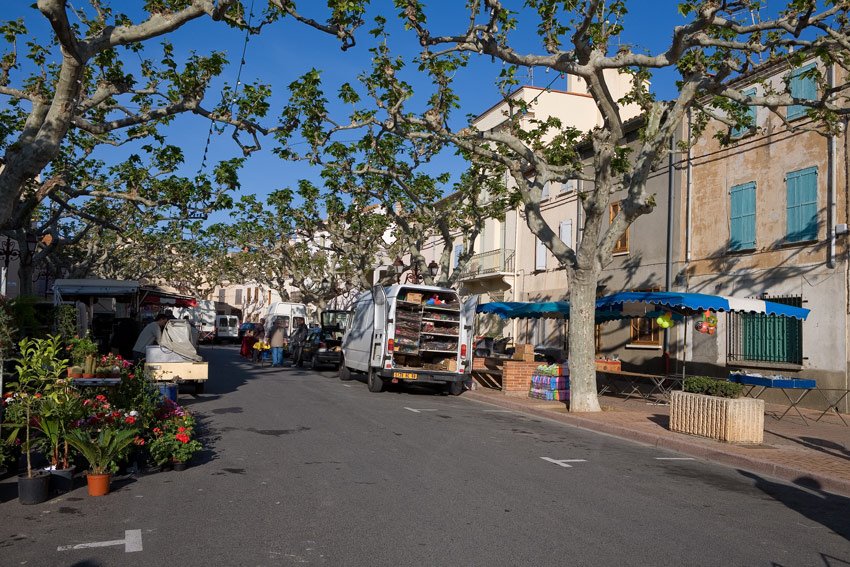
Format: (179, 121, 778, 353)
(0, 236, 20, 297)
(428, 260, 439, 279)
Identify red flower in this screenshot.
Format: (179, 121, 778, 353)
(125, 416, 136, 425)
(177, 426, 186, 433)
(153, 427, 162, 435)
(95, 394, 106, 402)
(175, 433, 190, 444)
(133, 436, 145, 446)
(33, 393, 42, 399)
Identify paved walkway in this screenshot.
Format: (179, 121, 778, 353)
(465, 387, 850, 497)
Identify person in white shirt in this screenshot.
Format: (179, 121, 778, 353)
(132, 314, 169, 361)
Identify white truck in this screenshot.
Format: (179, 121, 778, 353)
(340, 284, 477, 395)
(173, 300, 216, 343)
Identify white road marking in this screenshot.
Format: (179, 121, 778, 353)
(403, 407, 438, 413)
(541, 457, 587, 468)
(58, 530, 143, 553)
(482, 409, 514, 413)
(655, 457, 696, 461)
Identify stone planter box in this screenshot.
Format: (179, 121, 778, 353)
(669, 390, 764, 444)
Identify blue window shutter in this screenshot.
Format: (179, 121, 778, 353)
(535, 237, 547, 270)
(788, 63, 816, 120)
(730, 182, 756, 250)
(786, 167, 818, 242)
(732, 88, 757, 138)
(453, 244, 463, 268)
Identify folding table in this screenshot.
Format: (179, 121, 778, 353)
(728, 374, 817, 424)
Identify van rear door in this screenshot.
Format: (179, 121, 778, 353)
(461, 294, 479, 373)
(370, 285, 388, 368)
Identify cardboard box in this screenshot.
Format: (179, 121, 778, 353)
(513, 344, 535, 361)
(595, 360, 622, 372)
(405, 292, 423, 304)
(446, 358, 458, 372)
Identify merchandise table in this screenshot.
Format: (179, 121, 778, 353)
(728, 374, 818, 424)
(811, 388, 850, 426)
(596, 370, 683, 404)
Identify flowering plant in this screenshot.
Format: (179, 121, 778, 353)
(147, 401, 202, 465)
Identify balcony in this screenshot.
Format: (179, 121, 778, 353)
(459, 249, 515, 281)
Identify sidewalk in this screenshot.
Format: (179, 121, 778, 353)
(464, 387, 850, 497)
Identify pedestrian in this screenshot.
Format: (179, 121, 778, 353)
(132, 314, 169, 362)
(290, 317, 308, 367)
(254, 318, 266, 340)
(268, 318, 287, 367)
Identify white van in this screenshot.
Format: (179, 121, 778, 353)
(214, 314, 240, 343)
(263, 302, 308, 336)
(340, 284, 477, 395)
(173, 300, 216, 343)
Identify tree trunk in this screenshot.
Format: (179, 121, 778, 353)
(17, 261, 34, 297)
(568, 269, 602, 413)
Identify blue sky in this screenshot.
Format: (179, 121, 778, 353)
(3, 2, 705, 223)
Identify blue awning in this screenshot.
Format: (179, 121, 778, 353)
(476, 291, 810, 321)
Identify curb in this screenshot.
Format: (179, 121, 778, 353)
(464, 390, 850, 498)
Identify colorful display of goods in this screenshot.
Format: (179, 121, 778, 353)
(529, 365, 570, 401)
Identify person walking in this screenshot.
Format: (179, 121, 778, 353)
(268, 318, 287, 367)
(290, 317, 308, 367)
(132, 314, 169, 362)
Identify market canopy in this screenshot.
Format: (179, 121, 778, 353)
(595, 291, 810, 320)
(476, 291, 810, 321)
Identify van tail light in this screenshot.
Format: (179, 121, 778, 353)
(460, 344, 467, 359)
(388, 338, 394, 352)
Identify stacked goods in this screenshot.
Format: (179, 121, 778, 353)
(395, 304, 422, 354)
(529, 364, 570, 401)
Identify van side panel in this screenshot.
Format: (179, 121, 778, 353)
(342, 291, 374, 373)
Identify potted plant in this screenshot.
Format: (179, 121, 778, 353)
(670, 376, 763, 443)
(34, 383, 83, 493)
(66, 427, 139, 496)
(6, 336, 67, 504)
(66, 335, 98, 369)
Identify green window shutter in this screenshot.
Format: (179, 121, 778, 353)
(732, 87, 757, 138)
(730, 182, 756, 250)
(786, 167, 818, 242)
(788, 63, 816, 120)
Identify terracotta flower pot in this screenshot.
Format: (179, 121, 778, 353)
(86, 472, 111, 497)
(82, 373, 94, 379)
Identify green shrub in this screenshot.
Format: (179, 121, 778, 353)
(683, 376, 744, 399)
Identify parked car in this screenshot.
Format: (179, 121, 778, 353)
(300, 328, 344, 370)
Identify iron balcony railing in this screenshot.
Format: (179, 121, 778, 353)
(459, 249, 515, 280)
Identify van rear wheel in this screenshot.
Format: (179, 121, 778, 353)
(447, 381, 463, 396)
(367, 368, 385, 393)
(339, 365, 352, 381)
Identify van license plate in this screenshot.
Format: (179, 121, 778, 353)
(393, 372, 417, 380)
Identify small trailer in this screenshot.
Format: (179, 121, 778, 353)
(144, 320, 209, 394)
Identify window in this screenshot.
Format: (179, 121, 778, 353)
(235, 289, 243, 304)
(728, 295, 803, 365)
(535, 237, 547, 271)
(559, 219, 573, 250)
(788, 63, 817, 120)
(218, 289, 226, 303)
(453, 244, 463, 269)
(610, 202, 629, 254)
(730, 182, 756, 251)
(786, 166, 818, 243)
(246, 288, 252, 303)
(630, 317, 662, 346)
(731, 87, 757, 138)
(629, 287, 662, 346)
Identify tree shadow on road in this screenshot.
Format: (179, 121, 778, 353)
(738, 470, 850, 542)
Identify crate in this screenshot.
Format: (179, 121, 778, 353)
(595, 360, 622, 372)
(405, 292, 423, 304)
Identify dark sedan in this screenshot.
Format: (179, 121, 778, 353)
(300, 328, 343, 370)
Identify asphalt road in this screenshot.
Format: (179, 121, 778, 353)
(1, 344, 848, 566)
